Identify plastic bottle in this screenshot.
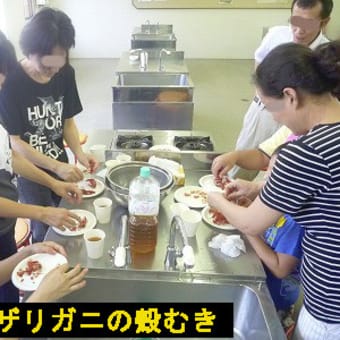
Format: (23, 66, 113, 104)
(128, 166, 160, 254)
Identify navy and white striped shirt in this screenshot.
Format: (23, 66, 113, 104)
(260, 123, 340, 323)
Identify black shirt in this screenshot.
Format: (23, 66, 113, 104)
(0, 63, 82, 163)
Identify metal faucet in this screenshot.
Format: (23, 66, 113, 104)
(144, 19, 151, 34)
(114, 215, 131, 268)
(130, 49, 148, 71)
(159, 48, 171, 72)
(164, 215, 195, 271)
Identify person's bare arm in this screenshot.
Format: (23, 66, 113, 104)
(211, 149, 270, 178)
(225, 179, 265, 201)
(207, 192, 282, 236)
(246, 235, 299, 278)
(0, 198, 80, 230)
(10, 135, 83, 182)
(63, 118, 83, 161)
(10, 135, 60, 173)
(63, 118, 99, 173)
(12, 151, 82, 204)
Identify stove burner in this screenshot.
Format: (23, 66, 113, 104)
(174, 136, 214, 151)
(116, 135, 153, 149)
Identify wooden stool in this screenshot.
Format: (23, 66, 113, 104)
(63, 132, 88, 164)
(15, 218, 31, 249)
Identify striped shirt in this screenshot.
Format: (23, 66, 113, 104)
(260, 123, 340, 323)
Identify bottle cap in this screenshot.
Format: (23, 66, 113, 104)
(140, 166, 151, 178)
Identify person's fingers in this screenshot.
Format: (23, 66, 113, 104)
(65, 264, 86, 278)
(61, 214, 80, 229)
(50, 242, 67, 257)
(69, 280, 87, 292)
(65, 266, 88, 286)
(38, 241, 65, 255)
(62, 221, 77, 230)
(218, 167, 229, 178)
(65, 186, 83, 204)
(57, 263, 69, 272)
(55, 224, 66, 231)
(70, 268, 88, 285)
(73, 166, 84, 181)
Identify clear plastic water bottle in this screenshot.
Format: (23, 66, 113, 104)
(128, 166, 160, 254)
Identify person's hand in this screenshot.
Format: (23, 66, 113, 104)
(224, 179, 261, 202)
(27, 264, 88, 302)
(77, 153, 99, 174)
(236, 196, 253, 207)
(28, 241, 67, 257)
(207, 191, 228, 211)
(55, 162, 84, 182)
(52, 180, 83, 204)
(211, 152, 238, 178)
(39, 207, 81, 230)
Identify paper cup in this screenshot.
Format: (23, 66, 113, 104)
(170, 202, 189, 220)
(84, 229, 106, 259)
(89, 144, 106, 162)
(181, 209, 202, 237)
(93, 197, 112, 224)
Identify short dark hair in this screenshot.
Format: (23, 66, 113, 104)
(254, 41, 340, 99)
(19, 7, 75, 56)
(291, 0, 333, 19)
(0, 31, 17, 75)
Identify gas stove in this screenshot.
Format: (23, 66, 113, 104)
(174, 136, 213, 151)
(116, 135, 153, 149)
(111, 130, 214, 151)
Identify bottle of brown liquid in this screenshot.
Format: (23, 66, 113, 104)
(129, 215, 158, 254)
(128, 167, 160, 254)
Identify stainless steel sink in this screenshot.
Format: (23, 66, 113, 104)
(57, 269, 285, 340)
(116, 72, 192, 86)
(113, 72, 194, 102)
(112, 72, 194, 129)
(131, 33, 176, 50)
(141, 24, 173, 34)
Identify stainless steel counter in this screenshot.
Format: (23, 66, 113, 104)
(44, 145, 285, 339)
(45, 152, 265, 281)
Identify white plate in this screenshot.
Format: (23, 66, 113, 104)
(199, 174, 223, 193)
(174, 185, 208, 209)
(11, 253, 67, 291)
(201, 206, 236, 231)
(150, 144, 181, 153)
(52, 209, 97, 236)
(78, 178, 105, 198)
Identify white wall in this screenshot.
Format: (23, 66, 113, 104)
(2, 0, 340, 59)
(49, 0, 290, 59)
(0, 0, 26, 58)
